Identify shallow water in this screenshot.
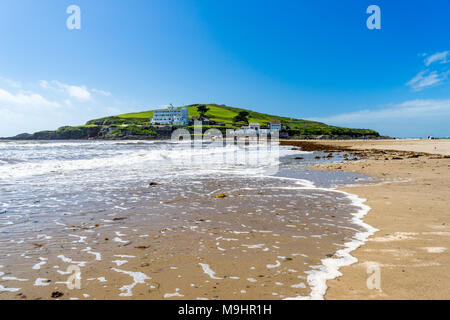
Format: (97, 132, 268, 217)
(0, 140, 374, 299)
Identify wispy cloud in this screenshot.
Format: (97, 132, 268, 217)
(40, 80, 92, 101)
(312, 99, 450, 123)
(424, 51, 448, 66)
(0, 87, 59, 109)
(92, 88, 112, 97)
(406, 69, 450, 91)
(407, 51, 450, 91)
(39, 80, 113, 101)
(0, 76, 119, 137)
(0, 76, 22, 89)
(310, 99, 450, 137)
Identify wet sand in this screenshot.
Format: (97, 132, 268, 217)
(283, 139, 450, 299)
(0, 173, 369, 300)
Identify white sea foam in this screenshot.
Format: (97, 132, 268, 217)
(57, 255, 86, 267)
(0, 285, 20, 292)
(32, 257, 47, 270)
(69, 234, 87, 243)
(164, 288, 184, 298)
(113, 237, 128, 243)
(284, 186, 377, 300)
(112, 268, 150, 297)
(423, 247, 446, 253)
(82, 247, 102, 261)
(199, 263, 222, 280)
(112, 260, 128, 266)
(242, 244, 265, 249)
(34, 278, 50, 286)
(266, 260, 281, 269)
(0, 142, 304, 180)
(2, 276, 28, 282)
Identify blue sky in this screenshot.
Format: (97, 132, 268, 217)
(0, 0, 449, 137)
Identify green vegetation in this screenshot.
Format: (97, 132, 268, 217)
(114, 103, 379, 138)
(6, 103, 380, 140)
(86, 116, 149, 126)
(196, 105, 210, 119)
(106, 125, 157, 137)
(233, 111, 250, 125)
(12, 125, 102, 140)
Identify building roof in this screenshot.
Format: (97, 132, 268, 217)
(268, 120, 281, 124)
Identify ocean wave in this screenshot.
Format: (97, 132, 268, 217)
(0, 143, 306, 179)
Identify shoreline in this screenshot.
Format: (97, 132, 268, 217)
(1, 139, 448, 299)
(282, 139, 450, 299)
(285, 185, 376, 300)
(0, 142, 375, 300)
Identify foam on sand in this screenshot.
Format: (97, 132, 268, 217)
(284, 185, 377, 300)
(112, 268, 150, 297)
(199, 263, 223, 280)
(32, 257, 47, 270)
(164, 288, 184, 298)
(423, 247, 446, 253)
(112, 260, 128, 266)
(266, 260, 281, 269)
(2, 276, 28, 282)
(0, 284, 21, 292)
(82, 247, 102, 261)
(34, 278, 50, 286)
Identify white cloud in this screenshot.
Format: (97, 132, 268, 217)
(39, 80, 50, 89)
(406, 69, 449, 91)
(39, 80, 112, 101)
(424, 51, 449, 66)
(0, 87, 59, 108)
(0, 76, 21, 89)
(407, 51, 450, 91)
(0, 77, 118, 137)
(313, 99, 450, 123)
(92, 88, 112, 97)
(39, 80, 92, 101)
(310, 99, 450, 137)
(65, 84, 91, 101)
(0, 87, 62, 136)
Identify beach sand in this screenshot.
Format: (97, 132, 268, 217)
(1, 139, 448, 300)
(284, 139, 450, 299)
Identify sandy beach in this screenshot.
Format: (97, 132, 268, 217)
(0, 139, 448, 300)
(283, 139, 450, 299)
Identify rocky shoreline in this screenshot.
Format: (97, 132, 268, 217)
(280, 139, 450, 160)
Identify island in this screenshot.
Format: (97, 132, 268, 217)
(2, 104, 381, 140)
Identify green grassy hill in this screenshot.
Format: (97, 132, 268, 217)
(86, 104, 379, 138)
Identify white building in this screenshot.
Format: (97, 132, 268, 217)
(249, 122, 261, 134)
(267, 121, 282, 131)
(151, 104, 189, 125)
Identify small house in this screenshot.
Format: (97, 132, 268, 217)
(267, 121, 282, 131)
(248, 122, 261, 134)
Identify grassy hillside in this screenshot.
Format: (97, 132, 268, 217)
(6, 104, 380, 140)
(86, 104, 379, 138)
(114, 104, 327, 127)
